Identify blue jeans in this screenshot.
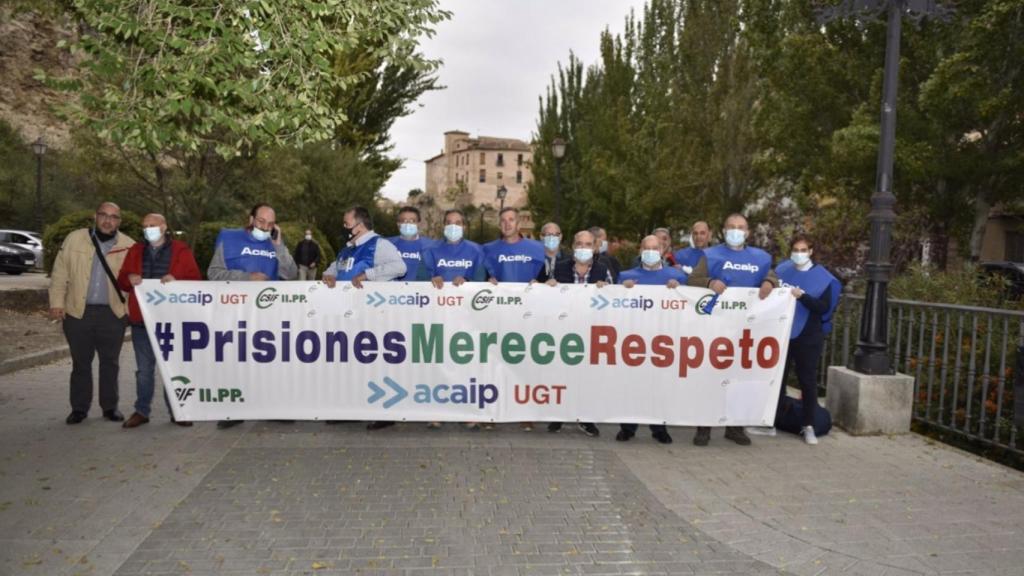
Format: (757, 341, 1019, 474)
(132, 324, 171, 418)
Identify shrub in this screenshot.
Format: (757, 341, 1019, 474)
(889, 263, 1022, 311)
(43, 209, 143, 273)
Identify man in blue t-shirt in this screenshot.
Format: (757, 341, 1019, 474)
(484, 207, 545, 284)
(673, 220, 710, 274)
(694, 213, 779, 448)
(616, 235, 707, 445)
(387, 206, 434, 282)
(421, 209, 486, 287)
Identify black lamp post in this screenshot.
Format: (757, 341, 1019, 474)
(496, 185, 508, 213)
(478, 203, 489, 241)
(817, 0, 951, 375)
(31, 136, 47, 234)
(551, 137, 566, 226)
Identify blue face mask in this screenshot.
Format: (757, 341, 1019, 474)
(543, 235, 560, 251)
(399, 223, 418, 238)
(725, 229, 746, 247)
(641, 250, 661, 266)
(444, 224, 463, 242)
(251, 227, 271, 242)
(143, 226, 163, 244)
(791, 252, 811, 267)
(574, 248, 594, 263)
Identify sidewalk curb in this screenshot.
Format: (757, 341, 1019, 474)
(0, 345, 71, 375)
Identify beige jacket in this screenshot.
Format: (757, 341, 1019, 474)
(49, 228, 135, 319)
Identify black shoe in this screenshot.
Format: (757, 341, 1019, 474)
(693, 427, 711, 447)
(65, 411, 87, 425)
(652, 430, 673, 444)
(547, 422, 563, 433)
(102, 409, 124, 422)
(366, 421, 395, 431)
(217, 420, 244, 429)
(615, 429, 634, 442)
(578, 423, 600, 437)
(724, 426, 752, 446)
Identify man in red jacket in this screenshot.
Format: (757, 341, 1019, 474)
(116, 213, 202, 428)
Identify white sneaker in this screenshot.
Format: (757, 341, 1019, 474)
(802, 426, 818, 445)
(745, 426, 776, 437)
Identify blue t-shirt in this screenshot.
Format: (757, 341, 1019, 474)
(333, 236, 380, 281)
(673, 247, 705, 270)
(618, 266, 688, 286)
(387, 236, 436, 281)
(216, 228, 279, 279)
(483, 238, 545, 282)
(423, 240, 485, 281)
(704, 244, 772, 288)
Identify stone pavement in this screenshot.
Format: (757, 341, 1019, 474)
(0, 353, 1022, 576)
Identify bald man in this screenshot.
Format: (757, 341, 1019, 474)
(116, 213, 202, 428)
(50, 202, 136, 424)
(674, 220, 711, 273)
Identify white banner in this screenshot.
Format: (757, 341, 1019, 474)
(137, 280, 795, 426)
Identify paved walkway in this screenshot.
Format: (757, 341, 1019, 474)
(1, 353, 1022, 575)
(0, 270, 48, 291)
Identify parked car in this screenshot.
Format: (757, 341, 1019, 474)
(0, 229, 44, 268)
(0, 242, 35, 275)
(980, 261, 1024, 300)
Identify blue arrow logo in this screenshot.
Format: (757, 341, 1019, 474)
(367, 377, 407, 408)
(365, 291, 386, 307)
(145, 290, 167, 306)
(590, 294, 609, 310)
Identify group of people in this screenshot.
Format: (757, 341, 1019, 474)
(48, 201, 840, 447)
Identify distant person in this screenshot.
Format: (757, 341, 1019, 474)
(49, 202, 135, 425)
(208, 203, 297, 429)
(117, 213, 202, 428)
(293, 228, 321, 281)
(387, 206, 434, 282)
(589, 226, 620, 282)
(537, 221, 570, 281)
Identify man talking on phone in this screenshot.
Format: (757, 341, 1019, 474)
(207, 203, 297, 429)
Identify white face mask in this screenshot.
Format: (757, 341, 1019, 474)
(444, 224, 463, 242)
(251, 227, 271, 242)
(543, 235, 561, 251)
(143, 226, 163, 244)
(724, 228, 746, 247)
(574, 248, 594, 263)
(304, 234, 312, 241)
(599, 240, 609, 254)
(791, 252, 811, 267)
(641, 250, 662, 266)
(399, 223, 418, 238)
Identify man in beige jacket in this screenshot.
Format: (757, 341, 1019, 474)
(49, 202, 135, 424)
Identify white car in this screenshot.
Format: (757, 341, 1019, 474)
(0, 230, 43, 268)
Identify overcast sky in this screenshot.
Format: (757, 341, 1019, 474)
(381, 0, 648, 201)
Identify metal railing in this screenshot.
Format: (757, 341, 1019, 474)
(826, 295, 1023, 455)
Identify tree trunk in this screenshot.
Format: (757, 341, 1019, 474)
(968, 186, 990, 262)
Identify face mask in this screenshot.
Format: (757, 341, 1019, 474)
(641, 250, 661, 266)
(304, 234, 312, 241)
(143, 226, 163, 244)
(599, 240, 608, 254)
(543, 235, 560, 251)
(791, 252, 811, 267)
(444, 224, 463, 242)
(251, 227, 271, 242)
(574, 248, 594, 263)
(400, 223, 418, 238)
(725, 229, 746, 247)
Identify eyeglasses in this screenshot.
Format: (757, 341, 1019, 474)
(96, 212, 121, 221)
(253, 216, 275, 228)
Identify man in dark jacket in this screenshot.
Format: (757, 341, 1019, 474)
(116, 213, 202, 428)
(293, 228, 320, 281)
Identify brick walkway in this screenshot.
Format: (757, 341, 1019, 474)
(1, 354, 1022, 575)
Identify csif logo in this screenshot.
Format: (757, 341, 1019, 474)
(171, 375, 194, 406)
(696, 294, 747, 315)
(255, 287, 308, 310)
(471, 289, 522, 311)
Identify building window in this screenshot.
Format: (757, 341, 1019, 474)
(497, 153, 504, 167)
(479, 169, 486, 183)
(497, 172, 503, 181)
(479, 152, 485, 164)
(517, 154, 523, 166)
(516, 171, 523, 184)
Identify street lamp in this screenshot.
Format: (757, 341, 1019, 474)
(496, 185, 508, 213)
(478, 203, 489, 241)
(551, 137, 566, 226)
(817, 0, 952, 375)
(31, 136, 47, 234)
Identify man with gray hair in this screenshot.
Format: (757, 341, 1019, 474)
(50, 202, 135, 424)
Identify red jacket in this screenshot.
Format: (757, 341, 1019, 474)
(116, 239, 202, 324)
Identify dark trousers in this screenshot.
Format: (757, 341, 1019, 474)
(779, 331, 824, 428)
(131, 324, 172, 418)
(63, 305, 126, 414)
(620, 423, 667, 436)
